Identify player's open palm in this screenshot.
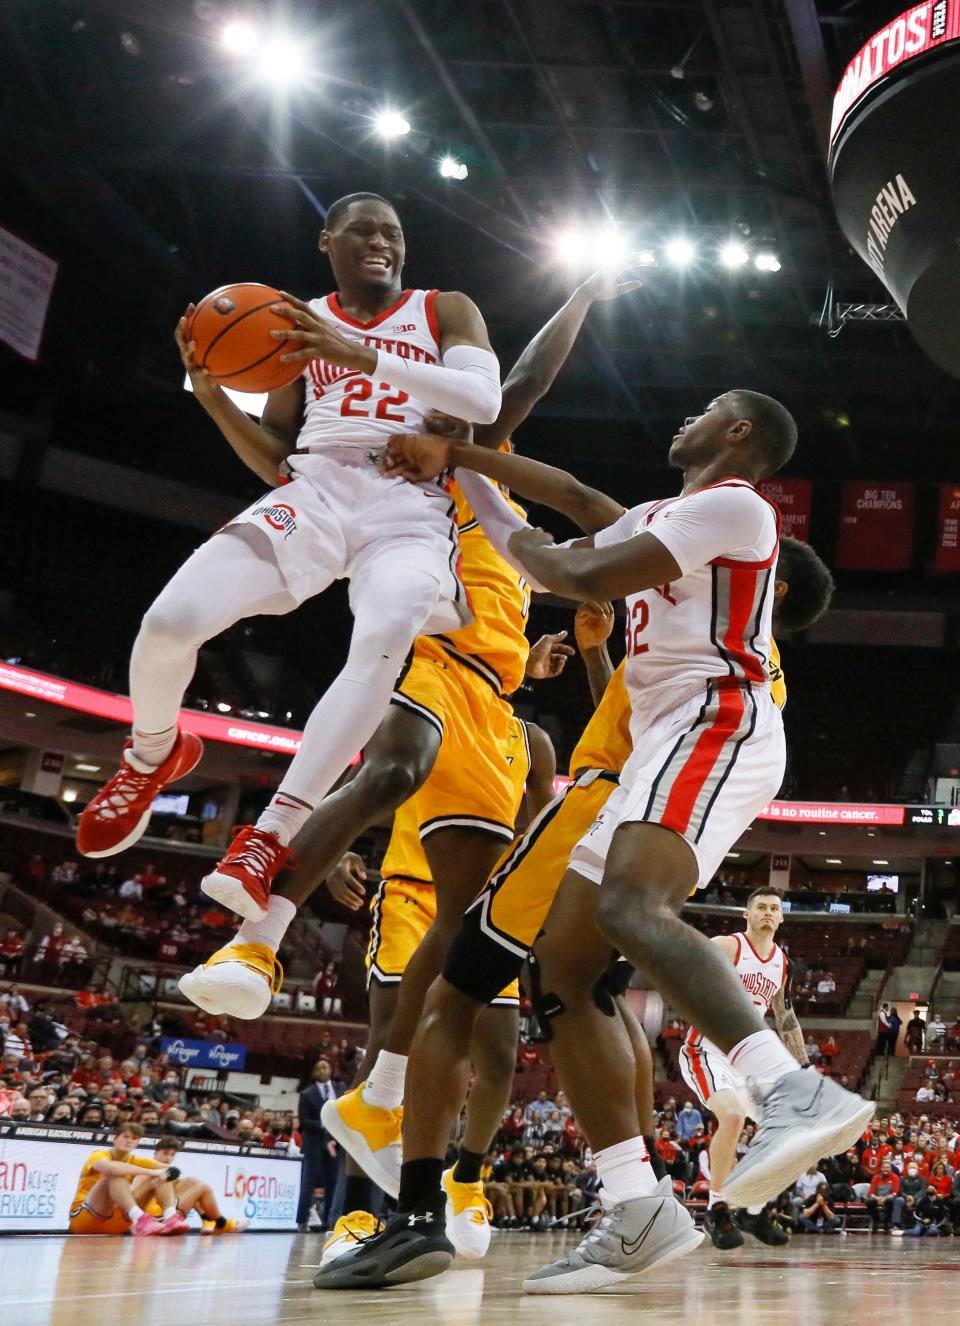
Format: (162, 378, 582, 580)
(382, 433, 451, 482)
(580, 265, 645, 302)
(526, 631, 575, 680)
(325, 852, 368, 911)
(175, 304, 215, 398)
(574, 601, 615, 651)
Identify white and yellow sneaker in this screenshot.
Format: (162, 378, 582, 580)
(178, 942, 283, 1019)
(442, 1167, 493, 1260)
(319, 1210, 384, 1268)
(321, 1086, 403, 1198)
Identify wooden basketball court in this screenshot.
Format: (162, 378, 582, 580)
(2, 1231, 956, 1326)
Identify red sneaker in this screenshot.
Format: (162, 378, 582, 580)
(130, 1212, 165, 1237)
(77, 731, 203, 859)
(159, 1210, 190, 1235)
(201, 825, 292, 922)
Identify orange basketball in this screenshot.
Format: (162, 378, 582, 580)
(187, 283, 302, 393)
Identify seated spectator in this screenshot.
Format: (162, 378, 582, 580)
(0, 930, 25, 974)
(926, 1013, 947, 1052)
(2, 1021, 33, 1065)
(916, 1083, 936, 1104)
(792, 1163, 828, 1217)
(865, 1160, 901, 1232)
(804, 1035, 821, 1063)
(675, 1100, 704, 1142)
(930, 1160, 953, 1198)
(33, 923, 66, 965)
(119, 874, 144, 902)
(795, 1183, 840, 1234)
(0, 986, 30, 1019)
(819, 1034, 840, 1060)
(816, 973, 837, 996)
(898, 1185, 949, 1237)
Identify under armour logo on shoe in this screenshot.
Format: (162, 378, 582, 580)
(620, 1202, 663, 1256)
(407, 1213, 433, 1227)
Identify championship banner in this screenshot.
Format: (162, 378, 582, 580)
(768, 853, 792, 891)
(758, 478, 811, 542)
(160, 1037, 248, 1071)
(0, 225, 58, 361)
(0, 1124, 298, 1232)
(835, 481, 915, 571)
(933, 484, 960, 572)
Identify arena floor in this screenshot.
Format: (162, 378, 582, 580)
(3, 1231, 957, 1326)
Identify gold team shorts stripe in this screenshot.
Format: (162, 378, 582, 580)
(366, 876, 519, 1003)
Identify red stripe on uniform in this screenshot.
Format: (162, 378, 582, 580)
(688, 1046, 711, 1099)
(722, 566, 766, 683)
(659, 687, 747, 835)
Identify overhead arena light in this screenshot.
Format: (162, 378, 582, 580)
(553, 226, 629, 269)
(719, 241, 750, 268)
(255, 37, 307, 84)
(221, 20, 257, 54)
(632, 249, 658, 267)
(755, 251, 781, 272)
(664, 237, 696, 267)
(374, 109, 411, 138)
(439, 156, 469, 180)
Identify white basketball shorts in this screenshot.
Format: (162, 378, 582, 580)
(569, 680, 785, 888)
(226, 450, 470, 631)
(679, 1037, 757, 1118)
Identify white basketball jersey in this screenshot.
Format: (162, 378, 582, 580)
(686, 932, 785, 1050)
(730, 932, 786, 1015)
(295, 288, 442, 454)
(595, 480, 780, 734)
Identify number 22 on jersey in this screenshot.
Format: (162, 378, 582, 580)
(332, 379, 409, 422)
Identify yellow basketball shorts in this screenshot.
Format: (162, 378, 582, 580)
(441, 769, 620, 1005)
(392, 636, 529, 842)
(366, 875, 520, 1005)
(69, 1203, 130, 1235)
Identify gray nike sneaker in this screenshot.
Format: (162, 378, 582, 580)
(723, 1068, 875, 1208)
(522, 1176, 703, 1295)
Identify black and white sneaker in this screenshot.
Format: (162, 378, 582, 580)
(736, 1208, 789, 1246)
(312, 1210, 454, 1290)
(723, 1070, 874, 1208)
(704, 1202, 745, 1250)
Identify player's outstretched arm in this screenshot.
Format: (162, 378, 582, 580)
(176, 308, 302, 486)
(771, 979, 809, 1066)
(475, 266, 644, 450)
(508, 527, 682, 602)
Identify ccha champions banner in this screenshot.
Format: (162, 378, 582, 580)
(758, 478, 812, 542)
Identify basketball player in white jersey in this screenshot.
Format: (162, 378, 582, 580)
(315, 394, 871, 1292)
(680, 884, 806, 1250)
(76, 193, 502, 913)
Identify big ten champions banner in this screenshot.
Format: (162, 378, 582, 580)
(0, 1124, 299, 1233)
(835, 481, 915, 571)
(758, 479, 811, 542)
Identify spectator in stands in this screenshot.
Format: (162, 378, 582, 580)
(33, 923, 65, 965)
(795, 1183, 840, 1234)
(47, 1101, 76, 1124)
(876, 1003, 892, 1053)
(675, 1100, 704, 1143)
(792, 1164, 829, 1218)
(804, 1035, 821, 1063)
(0, 986, 29, 1018)
(816, 972, 837, 997)
(888, 1007, 903, 1053)
(892, 1161, 927, 1227)
(905, 1011, 926, 1055)
(3, 1021, 32, 1065)
(916, 1082, 936, 1104)
(824, 1148, 861, 1204)
(866, 1160, 901, 1232)
(819, 1033, 840, 1060)
(524, 1089, 556, 1128)
(119, 873, 144, 902)
(927, 1012, 947, 1051)
(898, 1184, 949, 1237)
(296, 1060, 343, 1231)
(930, 1160, 953, 1197)
(0, 930, 25, 974)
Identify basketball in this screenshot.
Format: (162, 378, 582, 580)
(186, 283, 301, 393)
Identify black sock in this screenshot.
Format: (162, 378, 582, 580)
(453, 1147, 484, 1185)
(644, 1136, 666, 1182)
(397, 1158, 445, 1220)
(214, 1215, 227, 1229)
(343, 1175, 375, 1214)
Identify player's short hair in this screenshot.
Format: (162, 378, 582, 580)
(774, 536, 835, 633)
(727, 389, 797, 476)
(325, 192, 398, 231)
(115, 1121, 145, 1139)
(746, 885, 784, 907)
(156, 1135, 181, 1153)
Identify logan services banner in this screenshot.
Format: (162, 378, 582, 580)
(0, 1124, 298, 1233)
(835, 481, 914, 570)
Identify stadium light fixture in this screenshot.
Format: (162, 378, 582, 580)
(62, 789, 78, 803)
(553, 228, 588, 265)
(720, 241, 749, 268)
(826, 858, 843, 864)
(755, 251, 781, 272)
(221, 20, 257, 54)
(374, 109, 411, 138)
(665, 237, 696, 267)
(632, 249, 657, 267)
(439, 156, 469, 180)
(255, 37, 307, 84)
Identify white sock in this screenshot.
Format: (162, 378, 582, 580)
(128, 1205, 144, 1222)
(728, 1029, 799, 1088)
(233, 895, 297, 953)
(130, 725, 177, 768)
(162, 1206, 177, 1221)
(362, 1051, 408, 1111)
(255, 792, 313, 846)
(708, 1190, 723, 1209)
(747, 1204, 764, 1215)
(595, 1135, 658, 1202)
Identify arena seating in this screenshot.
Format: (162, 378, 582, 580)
(896, 1056, 960, 1120)
(941, 922, 960, 971)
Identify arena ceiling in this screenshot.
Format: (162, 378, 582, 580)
(1, 0, 955, 498)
